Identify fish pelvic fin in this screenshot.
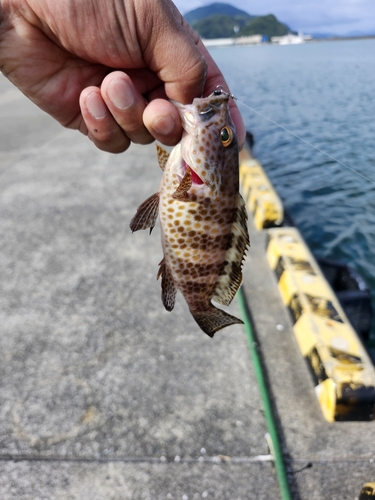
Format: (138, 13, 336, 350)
(130, 193, 160, 233)
(157, 258, 177, 312)
(212, 193, 250, 306)
(156, 145, 169, 171)
(172, 169, 192, 200)
(191, 305, 243, 338)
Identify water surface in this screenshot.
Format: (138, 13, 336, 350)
(210, 39, 375, 336)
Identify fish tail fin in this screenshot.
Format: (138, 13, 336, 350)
(191, 305, 243, 338)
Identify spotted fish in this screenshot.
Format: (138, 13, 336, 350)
(130, 88, 249, 337)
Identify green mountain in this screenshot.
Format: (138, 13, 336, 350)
(184, 3, 254, 25)
(239, 14, 291, 38)
(192, 13, 253, 39)
(184, 3, 293, 40)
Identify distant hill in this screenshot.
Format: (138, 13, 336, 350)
(239, 14, 291, 38)
(185, 3, 294, 40)
(192, 13, 253, 39)
(184, 3, 254, 25)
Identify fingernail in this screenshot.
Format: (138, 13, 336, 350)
(108, 79, 135, 110)
(151, 114, 176, 136)
(86, 92, 107, 119)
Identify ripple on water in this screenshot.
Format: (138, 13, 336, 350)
(210, 39, 375, 335)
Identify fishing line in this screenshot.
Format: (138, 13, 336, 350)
(236, 99, 375, 187)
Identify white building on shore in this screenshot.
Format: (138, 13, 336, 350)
(271, 33, 312, 44)
(202, 35, 264, 48)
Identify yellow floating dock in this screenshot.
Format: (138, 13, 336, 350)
(239, 147, 283, 230)
(267, 227, 375, 422)
(359, 482, 375, 499)
(240, 142, 375, 422)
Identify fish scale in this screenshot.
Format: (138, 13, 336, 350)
(130, 89, 249, 337)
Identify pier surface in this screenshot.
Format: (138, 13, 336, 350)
(1, 74, 374, 499)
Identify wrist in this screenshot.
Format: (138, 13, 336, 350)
(0, 0, 11, 70)
(0, 0, 6, 29)
(0, 0, 8, 38)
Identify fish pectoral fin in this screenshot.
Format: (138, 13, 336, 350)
(191, 305, 243, 338)
(157, 258, 177, 312)
(130, 193, 160, 233)
(172, 169, 192, 200)
(212, 193, 250, 306)
(156, 144, 169, 171)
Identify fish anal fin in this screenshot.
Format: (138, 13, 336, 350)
(212, 193, 250, 306)
(130, 193, 159, 232)
(157, 258, 177, 312)
(191, 305, 243, 338)
(156, 145, 169, 171)
(172, 169, 192, 200)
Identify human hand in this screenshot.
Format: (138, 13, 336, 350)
(0, 0, 245, 153)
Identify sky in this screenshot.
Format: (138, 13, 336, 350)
(174, 0, 375, 36)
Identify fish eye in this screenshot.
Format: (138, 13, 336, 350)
(220, 126, 234, 147)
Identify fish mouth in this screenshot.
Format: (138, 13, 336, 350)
(182, 159, 204, 185)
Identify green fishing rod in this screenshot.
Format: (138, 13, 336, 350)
(237, 286, 293, 500)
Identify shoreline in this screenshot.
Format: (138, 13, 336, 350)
(204, 34, 375, 48)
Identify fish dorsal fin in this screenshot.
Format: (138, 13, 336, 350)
(130, 193, 160, 233)
(157, 258, 177, 311)
(156, 145, 169, 171)
(172, 169, 192, 200)
(212, 193, 250, 306)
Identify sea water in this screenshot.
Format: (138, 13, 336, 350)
(210, 39, 375, 337)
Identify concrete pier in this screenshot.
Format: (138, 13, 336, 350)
(0, 73, 374, 499)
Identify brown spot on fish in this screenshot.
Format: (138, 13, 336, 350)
(130, 91, 249, 337)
